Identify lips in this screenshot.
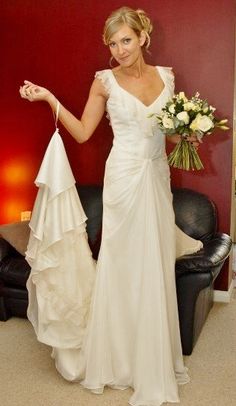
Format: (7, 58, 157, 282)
(119, 56, 129, 61)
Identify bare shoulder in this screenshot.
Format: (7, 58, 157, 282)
(90, 77, 108, 100)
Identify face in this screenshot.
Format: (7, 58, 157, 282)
(108, 23, 145, 67)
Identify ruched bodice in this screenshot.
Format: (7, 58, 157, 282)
(95, 66, 174, 160)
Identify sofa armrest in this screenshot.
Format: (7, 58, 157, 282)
(176, 233, 232, 275)
(0, 255, 31, 287)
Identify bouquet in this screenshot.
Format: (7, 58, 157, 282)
(150, 92, 229, 170)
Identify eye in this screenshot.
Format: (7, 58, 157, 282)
(109, 42, 116, 48)
(123, 38, 131, 44)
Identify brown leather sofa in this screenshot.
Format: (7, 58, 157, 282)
(0, 186, 232, 355)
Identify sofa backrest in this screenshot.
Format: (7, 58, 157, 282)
(172, 188, 217, 242)
(76, 185, 218, 253)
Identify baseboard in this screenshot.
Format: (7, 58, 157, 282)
(213, 280, 235, 303)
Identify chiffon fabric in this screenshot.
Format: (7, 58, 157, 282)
(26, 130, 96, 349)
(26, 66, 202, 406)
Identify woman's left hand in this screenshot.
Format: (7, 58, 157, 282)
(186, 134, 202, 150)
(166, 133, 202, 149)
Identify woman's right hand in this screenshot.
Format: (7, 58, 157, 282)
(19, 80, 53, 103)
(19, 77, 107, 144)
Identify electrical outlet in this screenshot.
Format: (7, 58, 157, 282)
(21, 211, 31, 221)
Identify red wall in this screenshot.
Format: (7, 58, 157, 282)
(1, 0, 235, 289)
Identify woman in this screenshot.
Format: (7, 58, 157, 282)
(20, 6, 202, 406)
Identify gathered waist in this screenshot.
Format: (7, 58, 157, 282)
(104, 145, 171, 192)
(107, 145, 167, 163)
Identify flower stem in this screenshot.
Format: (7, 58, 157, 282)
(167, 139, 204, 170)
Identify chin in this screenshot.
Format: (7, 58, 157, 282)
(120, 59, 136, 67)
(118, 58, 130, 64)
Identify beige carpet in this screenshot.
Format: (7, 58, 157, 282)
(0, 291, 236, 406)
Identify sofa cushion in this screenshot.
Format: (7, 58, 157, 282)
(0, 221, 30, 256)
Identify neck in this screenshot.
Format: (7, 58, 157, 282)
(119, 55, 147, 78)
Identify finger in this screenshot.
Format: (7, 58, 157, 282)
(187, 134, 204, 144)
(27, 85, 42, 100)
(24, 80, 34, 86)
(23, 83, 35, 96)
(24, 85, 35, 97)
(19, 86, 32, 100)
(27, 95, 34, 102)
(25, 89, 31, 97)
(191, 142, 200, 148)
(19, 90, 29, 100)
(187, 135, 197, 142)
(19, 87, 25, 98)
(25, 84, 39, 96)
(19, 86, 28, 98)
(21, 84, 30, 95)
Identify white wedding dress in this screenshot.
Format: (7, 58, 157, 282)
(26, 66, 202, 406)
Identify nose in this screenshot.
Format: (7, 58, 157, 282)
(117, 43, 125, 56)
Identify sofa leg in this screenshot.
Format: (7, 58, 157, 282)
(0, 297, 10, 321)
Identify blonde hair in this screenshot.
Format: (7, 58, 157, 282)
(103, 6, 153, 50)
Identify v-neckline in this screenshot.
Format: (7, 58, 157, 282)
(110, 66, 166, 108)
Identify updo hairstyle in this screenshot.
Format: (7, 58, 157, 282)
(103, 7, 153, 51)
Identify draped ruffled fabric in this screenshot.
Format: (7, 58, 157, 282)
(26, 130, 96, 349)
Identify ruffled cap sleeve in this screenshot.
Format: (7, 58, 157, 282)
(95, 69, 111, 96)
(162, 66, 175, 92)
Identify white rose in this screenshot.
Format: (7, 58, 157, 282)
(177, 91, 188, 103)
(190, 114, 214, 132)
(168, 104, 176, 114)
(162, 115, 175, 129)
(198, 115, 214, 132)
(179, 91, 186, 99)
(183, 102, 195, 111)
(176, 111, 190, 125)
(190, 115, 199, 132)
(192, 104, 201, 112)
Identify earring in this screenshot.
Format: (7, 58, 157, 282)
(109, 56, 114, 67)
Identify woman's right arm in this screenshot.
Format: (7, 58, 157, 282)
(19, 78, 107, 143)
